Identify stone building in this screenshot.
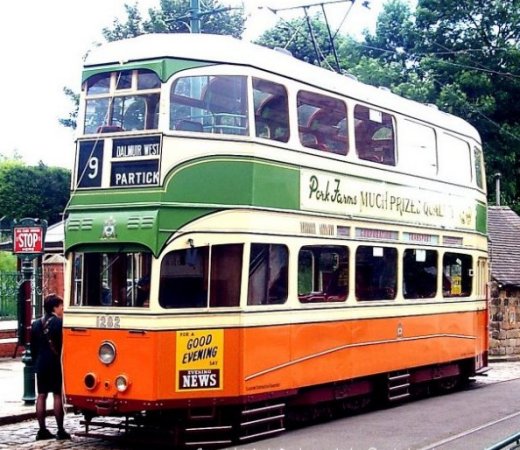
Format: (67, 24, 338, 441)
(488, 206, 520, 357)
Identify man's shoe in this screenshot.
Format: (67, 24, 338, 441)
(36, 428, 55, 440)
(56, 429, 71, 440)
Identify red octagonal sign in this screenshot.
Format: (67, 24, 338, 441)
(13, 226, 44, 254)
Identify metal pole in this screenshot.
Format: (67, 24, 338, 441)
(190, 0, 201, 33)
(20, 259, 35, 404)
(494, 173, 501, 206)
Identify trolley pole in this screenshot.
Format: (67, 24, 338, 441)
(12, 218, 47, 405)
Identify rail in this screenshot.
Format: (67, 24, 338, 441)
(486, 431, 520, 450)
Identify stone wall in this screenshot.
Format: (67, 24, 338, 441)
(489, 281, 520, 357)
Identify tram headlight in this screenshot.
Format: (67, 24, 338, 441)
(84, 373, 99, 390)
(98, 341, 116, 365)
(115, 375, 130, 392)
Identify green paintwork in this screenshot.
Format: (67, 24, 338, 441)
(65, 207, 216, 256)
(81, 58, 212, 83)
(476, 202, 487, 234)
(66, 157, 300, 255)
(66, 155, 486, 255)
(162, 158, 300, 209)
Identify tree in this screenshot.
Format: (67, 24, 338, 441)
(102, 0, 245, 41)
(353, 0, 520, 211)
(0, 161, 70, 226)
(412, 0, 520, 209)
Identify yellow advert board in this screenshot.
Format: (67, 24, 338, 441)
(176, 329, 224, 391)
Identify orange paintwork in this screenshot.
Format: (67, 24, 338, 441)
(63, 310, 487, 412)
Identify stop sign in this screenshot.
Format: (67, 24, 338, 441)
(13, 226, 44, 254)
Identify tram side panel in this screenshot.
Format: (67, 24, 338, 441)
(240, 308, 488, 398)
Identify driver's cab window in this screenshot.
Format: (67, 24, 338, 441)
(72, 251, 152, 307)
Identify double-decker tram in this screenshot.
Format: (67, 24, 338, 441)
(63, 33, 489, 447)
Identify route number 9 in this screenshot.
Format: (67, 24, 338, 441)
(77, 141, 103, 188)
(88, 157, 99, 179)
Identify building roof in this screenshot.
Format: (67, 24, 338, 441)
(488, 206, 520, 286)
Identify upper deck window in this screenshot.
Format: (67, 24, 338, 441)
(399, 120, 437, 176)
(297, 91, 348, 155)
(474, 146, 485, 189)
(354, 105, 396, 166)
(83, 69, 161, 134)
(170, 75, 248, 136)
(438, 133, 472, 184)
(253, 78, 289, 143)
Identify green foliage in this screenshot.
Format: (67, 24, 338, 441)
(102, 0, 245, 41)
(351, 0, 520, 211)
(58, 87, 79, 130)
(0, 161, 70, 226)
(0, 252, 16, 271)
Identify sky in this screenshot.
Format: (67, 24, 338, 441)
(0, 0, 382, 170)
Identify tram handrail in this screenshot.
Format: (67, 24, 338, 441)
(486, 431, 520, 450)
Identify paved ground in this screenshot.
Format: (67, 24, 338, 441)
(1, 356, 519, 447)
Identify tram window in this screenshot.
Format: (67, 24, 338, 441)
(355, 246, 397, 301)
(116, 70, 132, 90)
(248, 243, 288, 305)
(71, 251, 152, 307)
(170, 75, 248, 136)
(474, 146, 484, 189)
(112, 96, 146, 131)
(209, 244, 243, 307)
(443, 253, 472, 298)
(354, 105, 396, 165)
(253, 78, 289, 143)
(403, 249, 437, 299)
(159, 244, 243, 309)
(297, 91, 348, 155)
(399, 120, 437, 176)
(298, 246, 348, 303)
(438, 133, 472, 184)
(83, 70, 161, 134)
(86, 73, 110, 95)
(160, 247, 209, 308)
(84, 98, 110, 134)
(138, 71, 161, 90)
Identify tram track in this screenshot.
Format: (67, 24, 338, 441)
(418, 410, 520, 450)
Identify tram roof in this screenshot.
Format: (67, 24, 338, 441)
(85, 33, 480, 140)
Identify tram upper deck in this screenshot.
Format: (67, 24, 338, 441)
(68, 33, 486, 257)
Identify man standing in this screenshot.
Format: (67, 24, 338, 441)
(30, 294, 71, 440)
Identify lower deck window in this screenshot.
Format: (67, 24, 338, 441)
(159, 244, 243, 308)
(443, 252, 472, 297)
(248, 243, 288, 305)
(356, 246, 397, 301)
(298, 245, 348, 303)
(403, 249, 438, 299)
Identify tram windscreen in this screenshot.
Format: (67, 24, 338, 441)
(72, 251, 152, 307)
